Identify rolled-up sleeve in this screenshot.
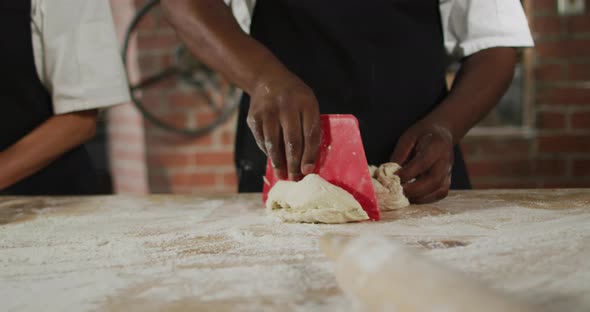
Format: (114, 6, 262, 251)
(440, 0, 534, 58)
(38, 0, 130, 115)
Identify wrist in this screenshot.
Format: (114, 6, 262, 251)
(242, 47, 283, 94)
(412, 117, 454, 143)
(250, 65, 287, 96)
(418, 103, 468, 145)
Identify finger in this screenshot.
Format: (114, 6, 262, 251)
(411, 174, 451, 204)
(397, 134, 438, 183)
(263, 114, 287, 180)
(247, 115, 266, 155)
(404, 159, 449, 200)
(300, 104, 321, 175)
(281, 110, 304, 180)
(390, 133, 417, 166)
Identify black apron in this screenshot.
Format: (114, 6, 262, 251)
(235, 0, 471, 192)
(0, 0, 98, 195)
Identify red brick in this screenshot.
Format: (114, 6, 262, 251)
(467, 159, 532, 178)
(538, 135, 590, 153)
(137, 54, 162, 75)
(500, 160, 534, 176)
(147, 72, 178, 89)
(192, 173, 218, 187)
(535, 63, 565, 81)
(149, 130, 215, 146)
(170, 173, 217, 187)
(566, 14, 590, 33)
(459, 143, 476, 157)
(473, 181, 537, 189)
(161, 55, 175, 67)
(571, 112, 590, 129)
(108, 111, 141, 124)
(148, 153, 193, 167)
(223, 173, 238, 186)
(532, 0, 557, 13)
(111, 147, 145, 162)
(572, 159, 590, 177)
(218, 185, 238, 194)
(196, 111, 217, 126)
(190, 135, 215, 146)
(169, 173, 191, 186)
(533, 15, 562, 35)
(468, 158, 569, 179)
(153, 24, 176, 36)
(143, 97, 170, 113)
(111, 166, 146, 186)
(537, 86, 590, 106)
(536, 39, 590, 59)
(222, 131, 235, 145)
(464, 138, 531, 157)
(118, 184, 146, 194)
(541, 180, 590, 188)
(532, 159, 568, 176)
(467, 160, 498, 177)
(137, 33, 178, 50)
(159, 113, 187, 126)
(537, 111, 566, 129)
(569, 63, 590, 81)
(109, 130, 144, 144)
(168, 94, 205, 108)
(141, 88, 167, 100)
(194, 152, 234, 166)
(136, 14, 158, 31)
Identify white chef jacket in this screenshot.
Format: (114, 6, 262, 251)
(225, 0, 534, 57)
(440, 0, 534, 57)
(30, 0, 130, 115)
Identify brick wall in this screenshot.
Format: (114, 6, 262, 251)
(463, 0, 590, 188)
(136, 3, 238, 194)
(108, 0, 237, 194)
(108, 0, 149, 194)
(108, 0, 589, 193)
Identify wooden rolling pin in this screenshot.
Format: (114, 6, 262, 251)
(320, 234, 532, 312)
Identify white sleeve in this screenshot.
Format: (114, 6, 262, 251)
(440, 0, 535, 58)
(38, 0, 130, 115)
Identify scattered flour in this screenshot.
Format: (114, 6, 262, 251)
(0, 191, 589, 311)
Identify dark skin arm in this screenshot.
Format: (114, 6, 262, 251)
(392, 47, 518, 203)
(0, 110, 98, 190)
(161, 1, 516, 199)
(161, 0, 321, 180)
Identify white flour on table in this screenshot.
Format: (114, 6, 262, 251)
(1, 191, 589, 312)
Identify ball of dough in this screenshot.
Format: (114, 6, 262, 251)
(370, 163, 410, 211)
(266, 174, 369, 224)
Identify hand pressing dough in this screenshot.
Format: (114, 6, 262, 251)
(266, 174, 369, 224)
(370, 162, 410, 211)
(320, 234, 533, 312)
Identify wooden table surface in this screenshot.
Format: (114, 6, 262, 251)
(1, 190, 589, 312)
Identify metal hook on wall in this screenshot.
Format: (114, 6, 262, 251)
(122, 0, 240, 137)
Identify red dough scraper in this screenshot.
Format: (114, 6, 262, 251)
(262, 114, 380, 221)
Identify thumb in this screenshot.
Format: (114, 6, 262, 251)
(390, 134, 416, 166)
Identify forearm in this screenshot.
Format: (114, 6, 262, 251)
(0, 110, 98, 190)
(420, 47, 518, 143)
(161, 0, 290, 94)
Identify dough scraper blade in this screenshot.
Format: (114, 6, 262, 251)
(262, 114, 380, 221)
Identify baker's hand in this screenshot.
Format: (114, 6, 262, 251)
(390, 124, 454, 204)
(247, 72, 321, 181)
